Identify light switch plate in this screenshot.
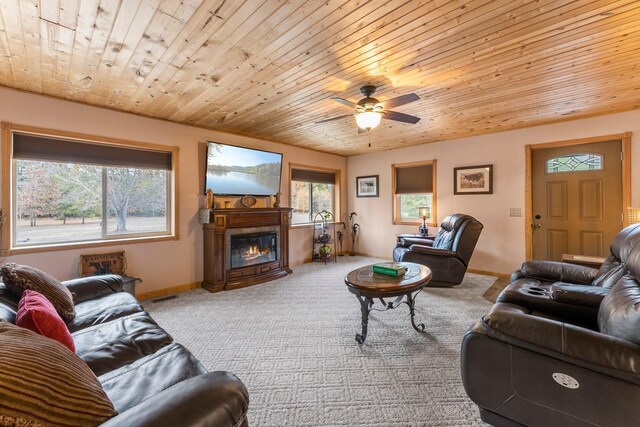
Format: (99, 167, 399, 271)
(509, 208, 522, 217)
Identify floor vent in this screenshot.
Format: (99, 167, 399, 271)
(150, 295, 178, 303)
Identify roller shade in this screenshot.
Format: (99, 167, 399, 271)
(291, 168, 335, 184)
(395, 163, 433, 194)
(13, 133, 173, 170)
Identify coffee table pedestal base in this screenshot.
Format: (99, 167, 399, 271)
(353, 289, 426, 344)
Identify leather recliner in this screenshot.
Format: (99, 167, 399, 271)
(393, 214, 483, 287)
(499, 222, 640, 328)
(461, 242, 640, 427)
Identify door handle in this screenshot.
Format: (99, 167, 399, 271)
(531, 223, 541, 229)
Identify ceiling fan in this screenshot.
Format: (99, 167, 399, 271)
(316, 85, 421, 132)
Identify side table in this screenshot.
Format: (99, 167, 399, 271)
(122, 276, 142, 297)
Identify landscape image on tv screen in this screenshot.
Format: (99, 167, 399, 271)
(205, 142, 282, 196)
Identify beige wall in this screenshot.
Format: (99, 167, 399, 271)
(0, 87, 347, 293)
(348, 110, 640, 275)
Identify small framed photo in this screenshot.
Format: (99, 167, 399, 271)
(454, 165, 493, 195)
(356, 175, 379, 197)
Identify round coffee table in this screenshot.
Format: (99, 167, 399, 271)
(344, 262, 432, 344)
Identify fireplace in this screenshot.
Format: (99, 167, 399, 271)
(202, 207, 292, 292)
(230, 232, 277, 268)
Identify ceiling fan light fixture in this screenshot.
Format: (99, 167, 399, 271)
(355, 111, 382, 130)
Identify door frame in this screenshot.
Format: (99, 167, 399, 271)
(525, 132, 632, 260)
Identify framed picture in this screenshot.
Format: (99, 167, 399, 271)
(356, 175, 379, 197)
(454, 165, 493, 195)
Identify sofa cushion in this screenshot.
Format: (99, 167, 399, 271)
(67, 292, 143, 333)
(99, 342, 208, 413)
(1, 263, 75, 321)
(0, 322, 116, 426)
(16, 289, 75, 352)
(74, 312, 174, 376)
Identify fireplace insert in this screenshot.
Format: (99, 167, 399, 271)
(230, 232, 278, 269)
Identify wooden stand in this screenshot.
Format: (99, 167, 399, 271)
(202, 207, 292, 292)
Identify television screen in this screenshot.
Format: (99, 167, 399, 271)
(204, 142, 283, 196)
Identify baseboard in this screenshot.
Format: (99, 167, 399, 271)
(467, 268, 510, 279)
(137, 282, 200, 301)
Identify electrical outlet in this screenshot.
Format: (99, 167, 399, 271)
(509, 208, 522, 217)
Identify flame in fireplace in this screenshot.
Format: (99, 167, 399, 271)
(243, 245, 270, 261)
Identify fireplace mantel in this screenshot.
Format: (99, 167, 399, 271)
(202, 207, 293, 292)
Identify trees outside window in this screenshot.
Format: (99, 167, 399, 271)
(6, 126, 176, 252)
(290, 167, 337, 225)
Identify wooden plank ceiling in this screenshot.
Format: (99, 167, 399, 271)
(0, 0, 639, 156)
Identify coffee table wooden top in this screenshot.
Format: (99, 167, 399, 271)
(344, 262, 432, 294)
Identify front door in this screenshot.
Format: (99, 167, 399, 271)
(531, 140, 623, 260)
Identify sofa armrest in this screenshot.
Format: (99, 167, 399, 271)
(408, 244, 456, 257)
(100, 372, 249, 427)
(482, 303, 640, 377)
(550, 283, 610, 308)
(399, 237, 434, 248)
(519, 260, 598, 285)
(63, 275, 123, 304)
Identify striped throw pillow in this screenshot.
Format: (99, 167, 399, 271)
(1, 264, 75, 322)
(0, 322, 116, 426)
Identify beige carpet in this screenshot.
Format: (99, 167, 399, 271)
(145, 256, 495, 426)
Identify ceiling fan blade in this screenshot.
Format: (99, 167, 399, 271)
(331, 97, 356, 108)
(384, 110, 420, 124)
(314, 114, 352, 124)
(384, 93, 420, 109)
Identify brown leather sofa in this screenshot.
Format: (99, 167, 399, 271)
(0, 274, 249, 426)
(393, 214, 483, 287)
(461, 236, 640, 426)
(499, 223, 640, 328)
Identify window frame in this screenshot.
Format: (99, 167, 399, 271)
(289, 163, 340, 226)
(1, 122, 179, 255)
(392, 159, 437, 226)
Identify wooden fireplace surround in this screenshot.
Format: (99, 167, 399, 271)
(202, 207, 292, 292)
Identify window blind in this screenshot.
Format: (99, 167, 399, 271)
(395, 163, 433, 194)
(291, 168, 335, 184)
(13, 133, 173, 170)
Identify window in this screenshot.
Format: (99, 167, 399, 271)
(290, 166, 338, 224)
(392, 160, 437, 225)
(2, 124, 177, 253)
(547, 153, 603, 173)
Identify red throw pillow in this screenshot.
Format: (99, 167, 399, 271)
(16, 289, 76, 352)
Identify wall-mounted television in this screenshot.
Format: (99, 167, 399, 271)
(204, 142, 283, 196)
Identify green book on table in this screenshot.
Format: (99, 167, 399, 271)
(372, 263, 407, 276)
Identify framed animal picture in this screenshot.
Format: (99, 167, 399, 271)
(454, 165, 493, 195)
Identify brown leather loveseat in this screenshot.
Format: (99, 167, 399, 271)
(461, 236, 640, 426)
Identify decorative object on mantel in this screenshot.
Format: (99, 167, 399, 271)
(269, 194, 275, 207)
(274, 191, 282, 207)
(454, 164, 493, 195)
(418, 206, 430, 236)
(199, 209, 211, 224)
(205, 188, 214, 209)
(79, 251, 140, 296)
(349, 212, 359, 256)
(241, 195, 257, 208)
